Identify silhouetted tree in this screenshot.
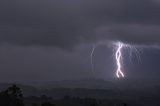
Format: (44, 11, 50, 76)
(41, 102, 56, 106)
(0, 84, 24, 106)
(123, 103, 128, 106)
(32, 103, 39, 106)
(64, 95, 71, 100)
(41, 95, 48, 101)
(0, 90, 10, 106)
(90, 103, 98, 106)
(83, 98, 98, 106)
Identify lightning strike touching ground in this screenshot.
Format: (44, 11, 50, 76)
(115, 42, 124, 78)
(90, 41, 141, 79)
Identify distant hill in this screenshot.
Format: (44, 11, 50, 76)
(33, 78, 160, 91)
(38, 79, 118, 90)
(0, 78, 160, 99)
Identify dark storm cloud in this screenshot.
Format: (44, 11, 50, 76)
(1, 0, 160, 82)
(0, 44, 92, 82)
(1, 0, 160, 48)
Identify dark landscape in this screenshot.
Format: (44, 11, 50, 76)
(1, 79, 160, 106)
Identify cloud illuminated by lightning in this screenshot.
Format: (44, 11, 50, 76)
(90, 41, 141, 78)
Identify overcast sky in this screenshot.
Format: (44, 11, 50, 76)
(0, 0, 160, 82)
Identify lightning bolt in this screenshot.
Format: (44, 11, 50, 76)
(115, 42, 124, 78)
